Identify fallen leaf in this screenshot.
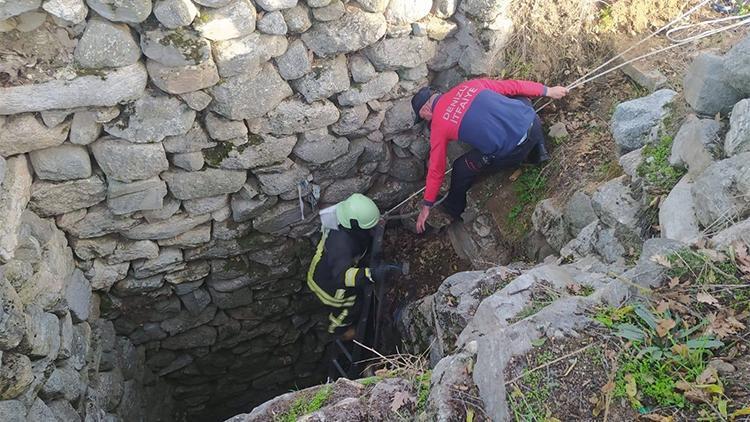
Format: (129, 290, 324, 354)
(656, 300, 670, 313)
(697, 366, 718, 385)
(684, 387, 710, 403)
(675, 381, 693, 391)
(651, 255, 672, 268)
(390, 391, 414, 412)
(643, 414, 674, 422)
(697, 291, 720, 307)
(656, 318, 677, 337)
(671, 343, 689, 357)
(668, 277, 680, 288)
(624, 374, 637, 398)
(601, 380, 615, 394)
(731, 407, 750, 419)
(566, 283, 582, 294)
(509, 169, 523, 181)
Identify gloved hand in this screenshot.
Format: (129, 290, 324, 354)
(371, 263, 403, 283)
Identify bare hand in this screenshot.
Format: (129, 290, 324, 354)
(546, 86, 569, 99)
(416, 206, 430, 233)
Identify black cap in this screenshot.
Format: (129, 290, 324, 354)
(411, 87, 434, 124)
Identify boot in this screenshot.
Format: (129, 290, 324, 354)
(525, 141, 550, 165)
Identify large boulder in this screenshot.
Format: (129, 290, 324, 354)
(691, 152, 750, 229)
(0, 62, 147, 115)
(669, 114, 721, 177)
(591, 175, 647, 247)
(213, 33, 288, 78)
(194, 0, 256, 41)
(562, 190, 598, 237)
(29, 144, 92, 181)
(610, 89, 677, 154)
(532, 199, 570, 252)
(301, 7, 386, 56)
(209, 63, 292, 120)
(0, 114, 69, 157)
(723, 35, 750, 95)
(74, 18, 141, 69)
(29, 175, 107, 217)
(659, 176, 700, 244)
(104, 92, 196, 143)
(683, 53, 743, 116)
(91, 137, 169, 182)
(725, 99, 750, 156)
(364, 37, 437, 71)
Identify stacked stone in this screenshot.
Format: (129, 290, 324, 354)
(0, 0, 516, 418)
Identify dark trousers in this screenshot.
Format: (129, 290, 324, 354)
(441, 102, 546, 219)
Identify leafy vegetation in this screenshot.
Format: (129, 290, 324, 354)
(636, 135, 686, 194)
(508, 349, 556, 421)
(274, 385, 333, 422)
(507, 167, 548, 232)
(415, 371, 432, 412)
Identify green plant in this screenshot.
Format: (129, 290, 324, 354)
(274, 385, 333, 422)
(636, 135, 686, 194)
(508, 365, 553, 421)
(358, 376, 383, 386)
(415, 371, 432, 412)
(506, 167, 548, 232)
(596, 5, 616, 32)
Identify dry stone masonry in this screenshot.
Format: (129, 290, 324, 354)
(0, 0, 517, 419)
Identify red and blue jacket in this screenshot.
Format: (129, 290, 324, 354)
(423, 79, 547, 205)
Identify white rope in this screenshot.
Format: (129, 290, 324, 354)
(382, 0, 750, 217)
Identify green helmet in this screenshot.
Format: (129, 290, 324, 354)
(336, 193, 380, 229)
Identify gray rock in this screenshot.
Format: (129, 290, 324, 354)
(292, 54, 350, 102)
(41, 364, 81, 401)
(50, 400, 81, 422)
(108, 240, 159, 264)
(331, 104, 369, 135)
(669, 114, 721, 177)
(364, 37, 436, 71)
(0, 114, 69, 157)
(460, 0, 509, 21)
(107, 177, 168, 215)
(117, 380, 145, 421)
(0, 0, 40, 20)
(591, 175, 646, 246)
(64, 269, 91, 322)
(563, 190, 598, 237)
(121, 212, 212, 240)
(161, 325, 216, 349)
(163, 122, 215, 153)
(348, 54, 376, 83)
(29, 175, 107, 217)
(91, 137, 169, 182)
(247, 98, 339, 135)
(281, 3, 311, 33)
(29, 144, 91, 181)
(27, 398, 55, 421)
(0, 352, 33, 400)
(352, 0, 387, 12)
(320, 176, 372, 202)
(307, 0, 331, 6)
(194, 0, 256, 41)
(256, 0, 296, 11)
(618, 147, 644, 180)
(337, 71, 399, 106)
(114, 274, 165, 295)
(209, 63, 293, 120)
(154, 0, 198, 28)
(40, 110, 72, 128)
(172, 151, 205, 171)
(0, 277, 25, 350)
(384, 0, 431, 25)
(142, 195, 181, 223)
(69, 322, 90, 371)
(70, 110, 102, 145)
(75, 18, 140, 68)
(162, 168, 246, 199)
(21, 305, 60, 358)
(205, 112, 247, 140)
(258, 10, 287, 34)
(724, 35, 750, 95)
(212, 218, 252, 240)
(97, 369, 124, 411)
(160, 305, 215, 335)
(532, 199, 570, 252)
(293, 128, 349, 164)
(252, 200, 306, 233)
(711, 217, 750, 248)
(0, 156, 32, 263)
(57, 205, 139, 239)
(276, 39, 312, 80)
(382, 99, 414, 134)
(621, 61, 667, 92)
(85, 260, 130, 291)
(256, 161, 311, 196)
(213, 33, 288, 78)
(87, 0, 151, 22)
(180, 91, 213, 111)
(0, 400, 25, 422)
(183, 195, 228, 215)
(312, 0, 343, 21)
(659, 176, 700, 243)
(146, 58, 220, 95)
(231, 194, 278, 222)
(691, 152, 750, 228)
(610, 89, 677, 154)
(165, 260, 210, 285)
(140, 27, 212, 67)
(58, 311, 73, 359)
(398, 63, 428, 81)
(158, 223, 211, 247)
(389, 157, 424, 182)
(42, 0, 87, 23)
(132, 247, 184, 278)
(301, 7, 386, 56)
(432, 0, 458, 18)
(725, 99, 750, 156)
(193, 0, 231, 5)
(70, 235, 118, 261)
(203, 135, 297, 169)
(0, 62, 147, 115)
(104, 93, 196, 143)
(684, 53, 743, 116)
(428, 38, 461, 71)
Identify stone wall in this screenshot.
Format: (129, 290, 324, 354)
(0, 0, 515, 419)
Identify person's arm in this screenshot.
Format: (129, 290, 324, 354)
(328, 240, 374, 289)
(480, 79, 547, 98)
(417, 131, 448, 233)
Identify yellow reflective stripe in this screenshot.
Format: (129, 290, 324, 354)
(364, 268, 373, 282)
(344, 268, 359, 287)
(328, 309, 349, 333)
(307, 230, 357, 307)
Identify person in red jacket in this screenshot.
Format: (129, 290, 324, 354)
(412, 79, 569, 233)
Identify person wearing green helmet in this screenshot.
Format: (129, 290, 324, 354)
(307, 193, 402, 340)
